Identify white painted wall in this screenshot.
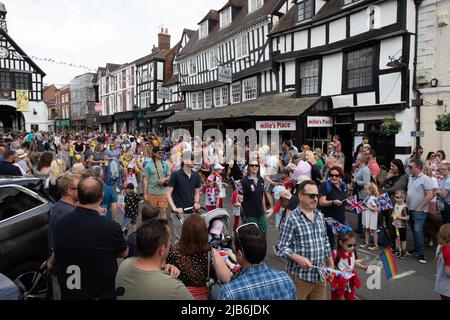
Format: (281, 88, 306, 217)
(321, 53, 343, 95)
(395, 108, 415, 150)
(280, 36, 286, 54)
(379, 0, 398, 27)
(157, 62, 164, 80)
(285, 61, 296, 86)
(293, 30, 308, 51)
(329, 18, 346, 43)
(315, 0, 327, 14)
(357, 92, 376, 106)
(350, 10, 370, 36)
(379, 72, 402, 104)
(407, 0, 417, 32)
(286, 34, 292, 52)
(379, 36, 403, 70)
(311, 25, 326, 47)
(332, 95, 354, 108)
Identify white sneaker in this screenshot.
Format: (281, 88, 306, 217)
(360, 244, 369, 249)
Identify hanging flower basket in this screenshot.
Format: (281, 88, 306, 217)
(380, 119, 402, 136)
(435, 114, 450, 131)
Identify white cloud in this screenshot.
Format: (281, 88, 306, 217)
(4, 0, 225, 86)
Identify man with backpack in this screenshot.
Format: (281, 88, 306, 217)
(143, 146, 171, 220)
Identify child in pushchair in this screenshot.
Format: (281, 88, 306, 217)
(202, 209, 241, 274)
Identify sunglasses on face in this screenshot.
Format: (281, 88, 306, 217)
(345, 244, 356, 248)
(329, 174, 340, 178)
(302, 193, 319, 200)
(250, 164, 259, 168)
(395, 196, 404, 199)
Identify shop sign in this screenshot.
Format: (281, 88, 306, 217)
(60, 120, 71, 127)
(307, 116, 333, 127)
(218, 66, 232, 83)
(95, 102, 103, 113)
(158, 87, 171, 100)
(256, 120, 296, 131)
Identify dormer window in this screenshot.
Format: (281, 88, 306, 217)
(199, 21, 208, 39)
(249, 0, 264, 14)
(297, 0, 314, 22)
(220, 7, 232, 28)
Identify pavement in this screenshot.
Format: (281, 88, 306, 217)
(120, 186, 440, 300)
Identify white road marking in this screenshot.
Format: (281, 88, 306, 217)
(391, 270, 416, 280)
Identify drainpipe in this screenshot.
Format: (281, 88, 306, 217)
(413, 0, 423, 148)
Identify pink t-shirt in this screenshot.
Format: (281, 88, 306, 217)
(368, 160, 380, 178)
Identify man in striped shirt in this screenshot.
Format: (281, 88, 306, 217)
(275, 180, 334, 300)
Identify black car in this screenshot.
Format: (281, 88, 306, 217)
(0, 177, 54, 299)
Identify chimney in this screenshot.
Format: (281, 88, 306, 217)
(158, 28, 171, 51)
(152, 44, 158, 54)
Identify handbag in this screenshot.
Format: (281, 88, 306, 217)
(206, 250, 221, 300)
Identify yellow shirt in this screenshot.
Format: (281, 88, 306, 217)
(69, 144, 74, 157)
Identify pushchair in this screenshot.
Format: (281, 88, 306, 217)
(202, 208, 233, 248)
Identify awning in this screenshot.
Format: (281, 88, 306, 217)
(114, 111, 136, 120)
(96, 115, 114, 124)
(163, 92, 319, 124)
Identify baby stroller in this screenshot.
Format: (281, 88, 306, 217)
(202, 208, 241, 273)
(202, 208, 233, 248)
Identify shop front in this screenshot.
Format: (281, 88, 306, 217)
(96, 115, 115, 133)
(114, 111, 137, 134)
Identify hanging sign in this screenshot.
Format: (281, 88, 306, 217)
(307, 116, 333, 127)
(16, 90, 30, 112)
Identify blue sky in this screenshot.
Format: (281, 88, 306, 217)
(5, 0, 224, 86)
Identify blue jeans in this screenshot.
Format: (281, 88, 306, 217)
(410, 210, 427, 257)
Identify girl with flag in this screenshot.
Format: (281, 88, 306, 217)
(330, 231, 368, 300)
(360, 183, 380, 251)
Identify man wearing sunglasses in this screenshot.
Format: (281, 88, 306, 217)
(218, 223, 296, 300)
(276, 180, 334, 300)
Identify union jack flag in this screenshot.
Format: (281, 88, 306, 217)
(345, 195, 367, 215)
(376, 192, 394, 211)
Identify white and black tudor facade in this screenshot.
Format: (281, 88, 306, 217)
(0, 2, 47, 132)
(270, 0, 419, 167)
(164, 0, 420, 168)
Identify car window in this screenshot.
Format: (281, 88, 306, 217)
(0, 187, 44, 222)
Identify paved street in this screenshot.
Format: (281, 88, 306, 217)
(185, 187, 440, 300)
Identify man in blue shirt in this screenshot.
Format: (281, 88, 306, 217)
(92, 166, 117, 222)
(218, 223, 296, 300)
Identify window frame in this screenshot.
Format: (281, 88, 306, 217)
(220, 7, 232, 29)
(208, 48, 220, 70)
(189, 57, 198, 75)
(205, 89, 213, 108)
(296, 58, 322, 97)
(342, 45, 376, 93)
(199, 21, 209, 39)
(242, 77, 257, 102)
(213, 86, 230, 107)
(249, 0, 264, 13)
(231, 82, 241, 104)
(297, 0, 314, 23)
(0, 186, 46, 224)
(235, 33, 249, 60)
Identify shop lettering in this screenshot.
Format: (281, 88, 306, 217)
(308, 119, 332, 125)
(259, 122, 293, 129)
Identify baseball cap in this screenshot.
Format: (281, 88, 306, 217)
(292, 154, 300, 161)
(214, 164, 225, 170)
(153, 146, 164, 153)
(126, 183, 135, 190)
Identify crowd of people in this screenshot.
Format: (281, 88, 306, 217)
(0, 129, 449, 301)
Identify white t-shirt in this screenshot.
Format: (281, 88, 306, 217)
(431, 176, 439, 202)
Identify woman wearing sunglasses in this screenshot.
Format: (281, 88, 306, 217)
(241, 160, 267, 234)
